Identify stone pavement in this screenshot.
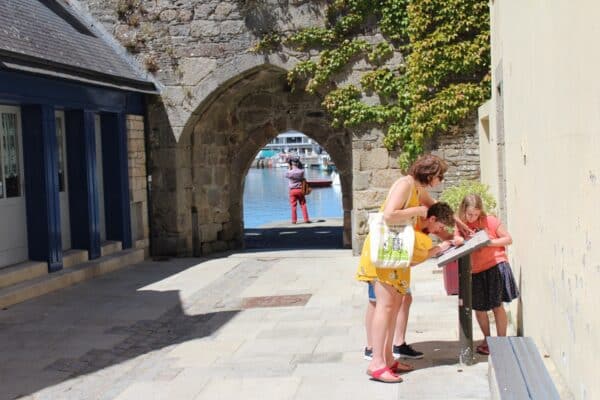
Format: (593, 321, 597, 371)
(0, 220, 492, 400)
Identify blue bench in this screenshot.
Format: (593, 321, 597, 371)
(487, 336, 560, 400)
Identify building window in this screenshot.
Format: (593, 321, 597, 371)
(0, 111, 21, 198)
(286, 136, 302, 144)
(55, 114, 67, 192)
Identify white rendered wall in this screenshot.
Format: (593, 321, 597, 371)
(487, 1, 600, 398)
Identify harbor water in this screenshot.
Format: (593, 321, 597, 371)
(243, 167, 343, 228)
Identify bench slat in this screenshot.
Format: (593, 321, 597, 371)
(510, 337, 560, 400)
(488, 337, 530, 399)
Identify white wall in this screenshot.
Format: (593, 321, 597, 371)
(487, 1, 600, 399)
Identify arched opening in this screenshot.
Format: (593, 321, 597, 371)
(243, 129, 344, 249)
(148, 66, 353, 256)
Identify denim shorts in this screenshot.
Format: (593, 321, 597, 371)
(367, 282, 376, 302)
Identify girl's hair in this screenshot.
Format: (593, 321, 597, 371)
(408, 154, 448, 185)
(289, 158, 303, 169)
(457, 193, 487, 228)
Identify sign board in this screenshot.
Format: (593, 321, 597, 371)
(436, 230, 490, 267)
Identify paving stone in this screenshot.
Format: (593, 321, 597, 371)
(199, 377, 301, 399)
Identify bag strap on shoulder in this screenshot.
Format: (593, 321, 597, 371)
(380, 177, 414, 212)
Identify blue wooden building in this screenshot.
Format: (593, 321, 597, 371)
(0, 0, 156, 274)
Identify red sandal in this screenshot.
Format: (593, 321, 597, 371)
(390, 360, 414, 373)
(368, 366, 403, 383)
(476, 343, 490, 355)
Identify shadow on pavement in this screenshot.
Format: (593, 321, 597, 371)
(244, 220, 344, 249)
(0, 258, 239, 400)
(398, 340, 488, 369)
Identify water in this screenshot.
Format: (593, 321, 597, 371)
(243, 167, 343, 228)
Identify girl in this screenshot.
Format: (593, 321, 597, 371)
(454, 194, 519, 355)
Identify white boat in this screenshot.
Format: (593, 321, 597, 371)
(319, 154, 336, 172)
(254, 131, 329, 169)
(331, 171, 341, 186)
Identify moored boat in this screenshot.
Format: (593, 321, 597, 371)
(306, 178, 332, 188)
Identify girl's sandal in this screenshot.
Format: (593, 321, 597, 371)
(390, 360, 414, 373)
(368, 366, 403, 383)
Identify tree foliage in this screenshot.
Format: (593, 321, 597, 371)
(258, 0, 490, 170)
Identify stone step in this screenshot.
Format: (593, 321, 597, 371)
(101, 241, 122, 257)
(62, 249, 89, 269)
(0, 248, 145, 309)
(0, 261, 47, 290)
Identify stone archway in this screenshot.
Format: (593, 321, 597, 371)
(148, 65, 352, 256)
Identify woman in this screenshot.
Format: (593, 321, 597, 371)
(357, 154, 450, 383)
(285, 158, 311, 224)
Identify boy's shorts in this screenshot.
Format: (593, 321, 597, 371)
(367, 282, 376, 302)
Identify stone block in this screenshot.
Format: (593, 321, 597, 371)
(213, 3, 236, 19)
(163, 86, 185, 107)
(128, 138, 144, 153)
(169, 25, 191, 37)
(352, 150, 362, 171)
(194, 2, 217, 18)
(199, 223, 222, 243)
(190, 20, 221, 37)
(179, 57, 217, 86)
(360, 147, 389, 170)
(178, 9, 193, 22)
(352, 171, 371, 191)
(353, 190, 386, 210)
(132, 189, 146, 203)
(159, 9, 177, 21)
(206, 187, 222, 206)
(370, 169, 403, 189)
(213, 210, 231, 224)
(214, 170, 229, 186)
(218, 20, 246, 36)
(135, 237, 149, 248)
(126, 117, 144, 131)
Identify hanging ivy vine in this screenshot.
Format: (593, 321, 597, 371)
(258, 0, 490, 169)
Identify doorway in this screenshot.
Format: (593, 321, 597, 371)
(0, 105, 27, 267)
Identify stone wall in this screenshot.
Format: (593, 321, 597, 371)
(126, 115, 150, 256)
(76, 0, 481, 256)
(75, 0, 326, 139)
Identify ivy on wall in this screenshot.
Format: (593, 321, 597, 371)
(259, 0, 490, 169)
